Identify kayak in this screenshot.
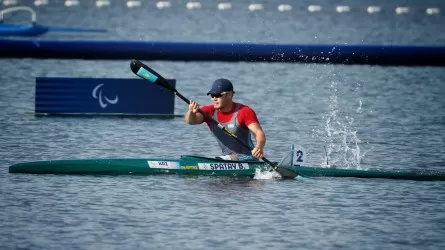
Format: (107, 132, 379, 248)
(9, 155, 445, 181)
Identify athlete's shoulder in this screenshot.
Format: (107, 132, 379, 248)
(236, 103, 259, 127)
(200, 104, 215, 125)
(237, 103, 256, 113)
(201, 104, 215, 114)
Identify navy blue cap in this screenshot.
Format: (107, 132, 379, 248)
(207, 78, 234, 95)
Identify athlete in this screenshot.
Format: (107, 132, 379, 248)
(184, 78, 266, 161)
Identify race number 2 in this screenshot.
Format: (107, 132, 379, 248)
(292, 145, 307, 166)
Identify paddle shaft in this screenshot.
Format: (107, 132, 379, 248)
(130, 59, 297, 178)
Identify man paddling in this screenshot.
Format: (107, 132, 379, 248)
(185, 78, 266, 161)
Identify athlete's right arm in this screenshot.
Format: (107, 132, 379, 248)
(185, 100, 205, 125)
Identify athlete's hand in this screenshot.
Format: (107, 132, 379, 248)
(251, 146, 264, 159)
(189, 100, 200, 114)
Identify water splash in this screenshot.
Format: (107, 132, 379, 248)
(252, 162, 284, 179)
(253, 168, 282, 179)
(356, 99, 363, 113)
(314, 81, 371, 169)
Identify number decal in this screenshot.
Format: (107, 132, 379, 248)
(292, 145, 307, 166)
(295, 150, 303, 162)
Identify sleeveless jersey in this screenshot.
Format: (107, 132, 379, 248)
(210, 103, 254, 155)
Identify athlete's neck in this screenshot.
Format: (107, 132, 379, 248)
(219, 101, 234, 113)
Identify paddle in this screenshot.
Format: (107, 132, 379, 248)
(129, 59, 298, 179)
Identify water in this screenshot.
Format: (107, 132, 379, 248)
(1, 0, 445, 249)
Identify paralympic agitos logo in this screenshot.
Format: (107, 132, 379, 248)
(92, 83, 119, 108)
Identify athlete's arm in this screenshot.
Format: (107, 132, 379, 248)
(248, 122, 266, 159)
(185, 100, 204, 125)
(240, 105, 265, 159)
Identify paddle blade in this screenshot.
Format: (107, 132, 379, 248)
(130, 59, 176, 92)
(275, 166, 298, 179)
(263, 155, 298, 179)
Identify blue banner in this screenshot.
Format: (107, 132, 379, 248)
(1, 39, 445, 66)
(35, 77, 176, 116)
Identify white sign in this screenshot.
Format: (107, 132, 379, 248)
(147, 161, 179, 169)
(198, 163, 250, 170)
(292, 145, 307, 166)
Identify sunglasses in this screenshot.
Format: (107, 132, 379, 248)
(210, 92, 229, 98)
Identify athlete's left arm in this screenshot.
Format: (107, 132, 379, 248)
(248, 122, 266, 159)
(241, 106, 265, 159)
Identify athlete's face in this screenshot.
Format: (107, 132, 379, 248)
(211, 92, 232, 110)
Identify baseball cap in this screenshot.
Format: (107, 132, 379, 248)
(206, 78, 234, 95)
